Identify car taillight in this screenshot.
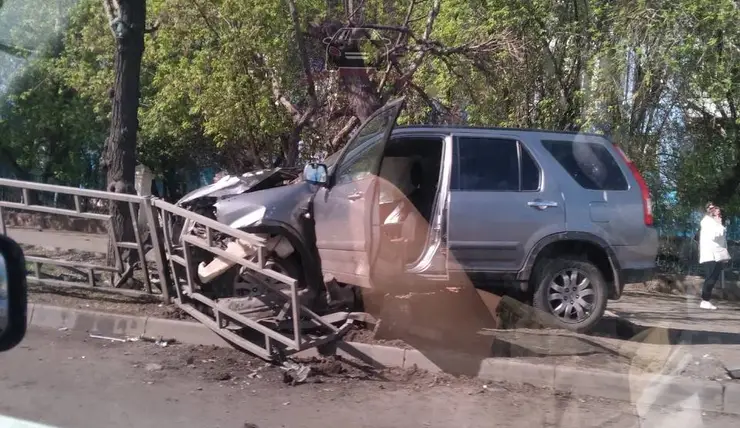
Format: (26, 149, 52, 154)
(613, 144, 653, 226)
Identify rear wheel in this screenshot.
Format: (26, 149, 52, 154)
(532, 258, 607, 333)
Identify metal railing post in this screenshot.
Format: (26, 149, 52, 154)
(143, 197, 171, 304)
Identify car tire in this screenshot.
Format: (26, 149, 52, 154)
(532, 257, 607, 333)
(216, 253, 304, 298)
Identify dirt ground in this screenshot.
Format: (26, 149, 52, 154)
(29, 284, 191, 320)
(21, 243, 155, 289)
(140, 337, 474, 390)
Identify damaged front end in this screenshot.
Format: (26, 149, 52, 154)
(173, 168, 304, 322)
(171, 167, 359, 334)
(174, 167, 300, 245)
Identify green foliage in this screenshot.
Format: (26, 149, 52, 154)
(0, 0, 105, 186)
(1, 0, 739, 226)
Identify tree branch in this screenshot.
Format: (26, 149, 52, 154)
(353, 23, 414, 36)
(0, 41, 33, 58)
(270, 73, 301, 120)
(376, 0, 416, 95)
(287, 0, 318, 113)
(729, 93, 738, 122)
(192, 0, 220, 40)
(386, 0, 441, 97)
(408, 80, 450, 115)
(102, 0, 120, 38)
(331, 116, 359, 150)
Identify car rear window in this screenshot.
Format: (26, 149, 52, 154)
(541, 139, 628, 191)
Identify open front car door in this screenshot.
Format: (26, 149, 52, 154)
(313, 97, 406, 288)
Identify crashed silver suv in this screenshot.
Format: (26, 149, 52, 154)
(176, 97, 658, 333)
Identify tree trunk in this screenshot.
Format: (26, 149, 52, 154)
(340, 70, 381, 122)
(0, 147, 32, 181)
(280, 132, 301, 167)
(101, 0, 146, 268)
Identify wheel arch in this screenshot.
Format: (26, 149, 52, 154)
(518, 232, 622, 299)
(243, 219, 325, 291)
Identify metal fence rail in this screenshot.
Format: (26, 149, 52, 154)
(151, 199, 353, 360)
(0, 178, 169, 301)
(0, 177, 354, 361)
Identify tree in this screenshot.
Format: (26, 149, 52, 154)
(100, 0, 146, 265)
(0, 0, 102, 187)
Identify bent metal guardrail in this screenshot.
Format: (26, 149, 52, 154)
(0, 178, 170, 302)
(0, 178, 357, 361)
(150, 198, 355, 360)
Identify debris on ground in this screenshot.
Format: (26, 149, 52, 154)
(119, 335, 470, 390)
(88, 333, 175, 347)
(281, 360, 311, 385)
(89, 334, 127, 343)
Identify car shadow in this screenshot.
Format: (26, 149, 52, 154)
(591, 314, 740, 346)
(360, 284, 740, 378)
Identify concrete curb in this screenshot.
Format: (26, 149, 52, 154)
(27, 303, 739, 415)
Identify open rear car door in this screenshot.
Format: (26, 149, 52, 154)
(313, 97, 406, 288)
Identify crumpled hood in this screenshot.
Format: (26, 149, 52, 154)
(176, 168, 300, 207)
(214, 181, 317, 230)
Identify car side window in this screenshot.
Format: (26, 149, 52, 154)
(455, 137, 518, 191)
(520, 145, 541, 191)
(453, 137, 540, 192)
(335, 135, 386, 185)
(334, 108, 397, 185)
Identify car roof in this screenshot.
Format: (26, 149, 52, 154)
(393, 125, 609, 141)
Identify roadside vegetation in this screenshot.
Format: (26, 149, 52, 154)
(2, 0, 740, 254)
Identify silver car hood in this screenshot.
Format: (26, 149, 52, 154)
(176, 168, 294, 207)
(214, 181, 318, 230)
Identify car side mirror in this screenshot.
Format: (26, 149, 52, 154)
(0, 235, 27, 352)
(303, 163, 329, 185)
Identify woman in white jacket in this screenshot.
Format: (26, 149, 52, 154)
(698, 202, 730, 310)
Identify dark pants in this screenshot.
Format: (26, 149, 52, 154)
(702, 261, 724, 301)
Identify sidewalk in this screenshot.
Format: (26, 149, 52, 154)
(608, 291, 740, 374)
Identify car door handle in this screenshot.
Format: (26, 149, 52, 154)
(528, 200, 558, 210)
(347, 191, 363, 201)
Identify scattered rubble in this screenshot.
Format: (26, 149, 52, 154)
(281, 361, 311, 385)
(89, 333, 175, 347)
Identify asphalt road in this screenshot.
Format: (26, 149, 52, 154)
(0, 328, 737, 428)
